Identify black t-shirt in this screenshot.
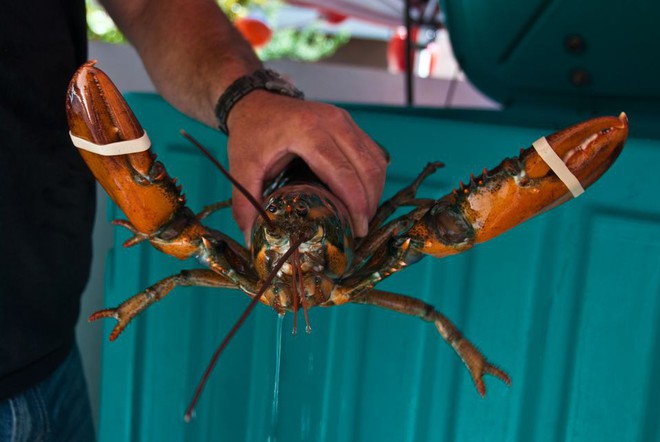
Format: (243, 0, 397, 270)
(0, 0, 95, 399)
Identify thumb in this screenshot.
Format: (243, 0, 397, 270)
(232, 192, 257, 244)
(231, 178, 263, 246)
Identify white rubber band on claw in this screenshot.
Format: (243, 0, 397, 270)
(70, 131, 151, 156)
(532, 136, 584, 198)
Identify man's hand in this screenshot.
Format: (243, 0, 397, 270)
(226, 90, 389, 241)
(101, 0, 388, 241)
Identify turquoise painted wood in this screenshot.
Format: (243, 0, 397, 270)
(441, 0, 660, 117)
(96, 94, 660, 442)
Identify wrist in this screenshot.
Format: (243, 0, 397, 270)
(214, 68, 304, 135)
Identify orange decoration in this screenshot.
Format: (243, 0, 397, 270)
(234, 16, 272, 48)
(320, 9, 348, 24)
(387, 26, 419, 73)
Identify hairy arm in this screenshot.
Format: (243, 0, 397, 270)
(101, 0, 257, 126)
(102, 0, 388, 238)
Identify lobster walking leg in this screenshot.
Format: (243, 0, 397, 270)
(196, 199, 232, 221)
(90, 269, 239, 341)
(366, 161, 443, 232)
(353, 289, 510, 395)
(354, 162, 443, 264)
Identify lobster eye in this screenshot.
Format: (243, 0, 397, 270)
(601, 127, 611, 135)
(267, 204, 278, 213)
(295, 203, 309, 217)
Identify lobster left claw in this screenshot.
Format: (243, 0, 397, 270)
(408, 113, 629, 258)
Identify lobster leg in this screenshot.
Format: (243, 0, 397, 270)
(90, 269, 239, 341)
(196, 198, 232, 221)
(354, 162, 442, 263)
(366, 161, 443, 232)
(352, 289, 510, 395)
(108, 197, 233, 247)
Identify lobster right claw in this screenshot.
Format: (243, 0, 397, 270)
(66, 60, 182, 236)
(66, 61, 209, 260)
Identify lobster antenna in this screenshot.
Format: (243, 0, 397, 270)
(184, 234, 306, 422)
(180, 130, 274, 230)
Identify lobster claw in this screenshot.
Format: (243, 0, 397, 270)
(534, 113, 628, 189)
(469, 112, 629, 244)
(66, 60, 185, 237)
(402, 113, 628, 259)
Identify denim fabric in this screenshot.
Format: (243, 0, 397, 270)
(0, 346, 95, 442)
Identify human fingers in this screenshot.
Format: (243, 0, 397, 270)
(330, 112, 389, 216)
(289, 136, 371, 237)
(288, 110, 387, 236)
(227, 139, 293, 244)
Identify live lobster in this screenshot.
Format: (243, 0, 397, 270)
(66, 61, 627, 420)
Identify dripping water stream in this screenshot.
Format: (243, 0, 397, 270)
(267, 314, 284, 442)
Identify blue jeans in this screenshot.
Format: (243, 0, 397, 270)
(0, 346, 95, 442)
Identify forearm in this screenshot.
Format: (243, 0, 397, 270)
(100, 0, 389, 238)
(101, 0, 261, 127)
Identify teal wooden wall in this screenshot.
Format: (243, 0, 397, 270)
(95, 94, 660, 441)
(441, 0, 660, 116)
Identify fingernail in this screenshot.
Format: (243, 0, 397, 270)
(357, 216, 369, 237)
